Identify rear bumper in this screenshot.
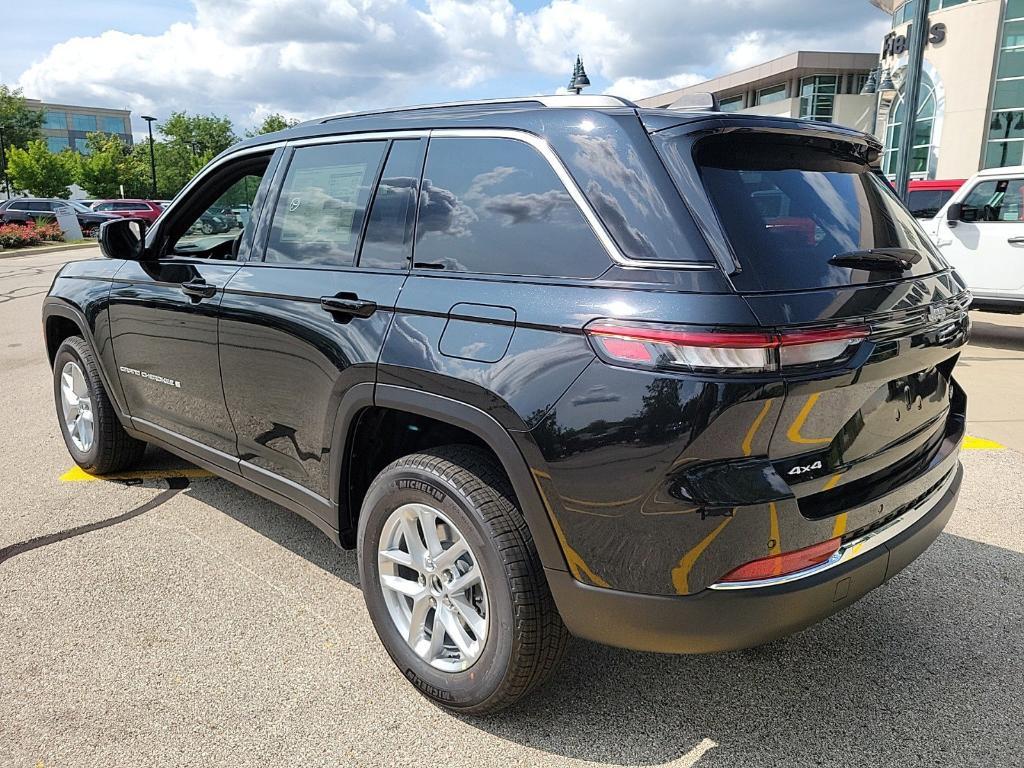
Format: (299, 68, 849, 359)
(547, 462, 962, 654)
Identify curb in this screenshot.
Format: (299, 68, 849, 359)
(0, 242, 99, 259)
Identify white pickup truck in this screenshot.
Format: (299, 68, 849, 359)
(924, 165, 1024, 313)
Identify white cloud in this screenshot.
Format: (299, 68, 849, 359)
(15, 0, 889, 132)
(605, 73, 704, 100)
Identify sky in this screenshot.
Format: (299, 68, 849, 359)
(3, 0, 890, 138)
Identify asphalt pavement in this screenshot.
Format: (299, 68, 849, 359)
(1, 248, 1021, 767)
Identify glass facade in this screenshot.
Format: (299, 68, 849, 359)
(883, 74, 937, 178)
(798, 75, 838, 121)
(42, 111, 65, 130)
(71, 114, 97, 131)
(756, 84, 787, 105)
(46, 137, 70, 153)
(101, 115, 125, 133)
(894, 0, 968, 26)
(718, 95, 744, 112)
(986, 1, 1024, 168)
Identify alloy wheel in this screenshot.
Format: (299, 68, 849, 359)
(377, 502, 489, 672)
(60, 361, 94, 452)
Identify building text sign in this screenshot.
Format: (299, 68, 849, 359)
(883, 23, 947, 58)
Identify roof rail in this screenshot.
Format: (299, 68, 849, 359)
(313, 94, 636, 125)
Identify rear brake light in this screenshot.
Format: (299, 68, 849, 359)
(719, 537, 841, 583)
(585, 321, 868, 373)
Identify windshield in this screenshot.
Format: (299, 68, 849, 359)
(686, 133, 948, 293)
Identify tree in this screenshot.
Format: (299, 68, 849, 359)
(125, 111, 240, 199)
(246, 113, 297, 137)
(6, 140, 76, 198)
(76, 133, 149, 198)
(159, 111, 237, 157)
(1, 85, 44, 193)
(131, 140, 201, 199)
(0, 85, 44, 149)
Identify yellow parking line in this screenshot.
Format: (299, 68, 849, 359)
(60, 466, 215, 483)
(962, 435, 1005, 451)
(671, 514, 734, 595)
(742, 398, 774, 456)
(787, 393, 832, 445)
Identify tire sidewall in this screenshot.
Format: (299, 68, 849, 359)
(53, 341, 100, 468)
(357, 462, 516, 710)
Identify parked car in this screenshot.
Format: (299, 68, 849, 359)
(924, 166, 1024, 312)
(42, 95, 969, 714)
(0, 197, 119, 236)
(907, 179, 966, 219)
(91, 199, 164, 224)
(185, 210, 231, 235)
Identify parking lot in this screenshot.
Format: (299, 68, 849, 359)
(1, 247, 1022, 767)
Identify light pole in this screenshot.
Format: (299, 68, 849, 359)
(141, 115, 157, 198)
(892, 0, 930, 201)
(0, 126, 11, 199)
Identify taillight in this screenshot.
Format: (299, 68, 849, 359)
(585, 321, 868, 373)
(718, 537, 841, 583)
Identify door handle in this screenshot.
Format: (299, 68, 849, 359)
(320, 295, 377, 318)
(180, 279, 217, 299)
(1008, 237, 1024, 245)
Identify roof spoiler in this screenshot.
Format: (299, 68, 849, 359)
(667, 92, 719, 112)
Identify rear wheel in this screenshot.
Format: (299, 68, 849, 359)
(357, 445, 569, 714)
(53, 336, 146, 474)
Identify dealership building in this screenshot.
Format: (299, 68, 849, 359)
(24, 98, 133, 155)
(637, 0, 1024, 181)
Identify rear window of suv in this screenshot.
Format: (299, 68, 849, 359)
(688, 133, 948, 293)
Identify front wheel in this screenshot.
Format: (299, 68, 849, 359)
(357, 445, 569, 715)
(53, 336, 146, 474)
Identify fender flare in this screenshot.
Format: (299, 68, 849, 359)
(328, 382, 568, 573)
(42, 297, 130, 419)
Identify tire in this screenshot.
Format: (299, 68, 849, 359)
(201, 221, 214, 234)
(357, 445, 569, 715)
(53, 336, 146, 474)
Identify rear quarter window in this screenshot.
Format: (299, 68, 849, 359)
(689, 133, 948, 293)
(414, 136, 610, 278)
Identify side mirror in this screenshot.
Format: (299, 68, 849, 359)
(946, 202, 963, 227)
(99, 218, 147, 260)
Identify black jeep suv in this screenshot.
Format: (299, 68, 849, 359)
(42, 95, 969, 714)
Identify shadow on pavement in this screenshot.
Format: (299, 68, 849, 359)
(170, 453, 1020, 766)
(966, 319, 1024, 352)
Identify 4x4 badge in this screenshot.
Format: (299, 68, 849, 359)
(787, 460, 823, 476)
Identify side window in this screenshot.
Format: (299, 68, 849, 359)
(960, 179, 1024, 222)
(95, 203, 113, 211)
(266, 141, 386, 266)
(168, 155, 271, 258)
(357, 139, 424, 270)
(29, 202, 53, 212)
(414, 137, 609, 278)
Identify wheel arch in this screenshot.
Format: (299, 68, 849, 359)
(42, 298, 130, 419)
(329, 383, 568, 573)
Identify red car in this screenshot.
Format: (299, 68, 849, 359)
(90, 199, 164, 224)
(907, 179, 967, 219)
